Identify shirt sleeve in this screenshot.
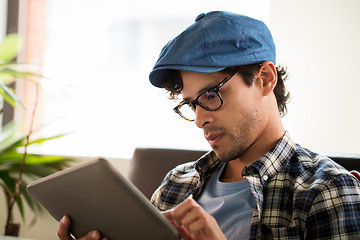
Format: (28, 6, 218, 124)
(306, 173, 360, 239)
(150, 161, 201, 211)
(150, 169, 173, 209)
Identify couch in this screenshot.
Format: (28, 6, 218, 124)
(128, 148, 360, 199)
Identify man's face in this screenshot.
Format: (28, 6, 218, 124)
(180, 70, 265, 162)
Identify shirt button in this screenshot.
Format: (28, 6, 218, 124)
(263, 175, 268, 181)
(195, 13, 205, 21)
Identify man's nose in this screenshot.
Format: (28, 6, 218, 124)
(194, 107, 212, 128)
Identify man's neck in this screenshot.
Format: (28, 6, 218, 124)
(220, 122, 285, 183)
(219, 161, 248, 182)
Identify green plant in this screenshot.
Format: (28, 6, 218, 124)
(1, 34, 28, 109)
(0, 122, 74, 230)
(0, 33, 75, 236)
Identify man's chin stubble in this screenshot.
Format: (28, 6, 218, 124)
(213, 147, 245, 162)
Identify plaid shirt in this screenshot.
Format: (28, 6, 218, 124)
(151, 132, 360, 239)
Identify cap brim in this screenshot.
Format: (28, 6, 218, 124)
(149, 65, 226, 88)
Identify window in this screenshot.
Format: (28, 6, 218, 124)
(38, 0, 270, 158)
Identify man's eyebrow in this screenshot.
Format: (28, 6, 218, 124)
(182, 97, 192, 103)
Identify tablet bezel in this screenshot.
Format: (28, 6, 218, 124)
(27, 158, 180, 240)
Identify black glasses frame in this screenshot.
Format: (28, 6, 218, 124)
(173, 72, 237, 121)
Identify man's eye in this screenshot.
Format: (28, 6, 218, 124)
(206, 91, 217, 99)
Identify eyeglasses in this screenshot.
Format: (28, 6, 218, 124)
(173, 72, 237, 121)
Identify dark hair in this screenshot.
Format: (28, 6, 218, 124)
(162, 63, 290, 117)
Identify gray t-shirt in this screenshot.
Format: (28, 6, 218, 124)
(197, 163, 256, 240)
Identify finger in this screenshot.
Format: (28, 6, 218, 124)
(180, 202, 205, 228)
(162, 209, 178, 226)
(58, 216, 73, 240)
(187, 217, 207, 239)
(76, 230, 102, 240)
(172, 198, 199, 225)
(162, 209, 193, 240)
(58, 215, 103, 240)
(162, 209, 174, 221)
(177, 225, 194, 240)
(180, 206, 208, 239)
(178, 205, 225, 240)
(82, 230, 102, 240)
(187, 214, 226, 240)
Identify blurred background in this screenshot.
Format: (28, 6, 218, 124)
(0, 0, 359, 239)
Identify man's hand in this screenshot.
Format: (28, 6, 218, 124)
(162, 198, 226, 240)
(57, 216, 108, 240)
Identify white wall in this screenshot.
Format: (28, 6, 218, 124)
(270, 0, 360, 154)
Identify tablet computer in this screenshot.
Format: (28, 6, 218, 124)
(27, 158, 180, 240)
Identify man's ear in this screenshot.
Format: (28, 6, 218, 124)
(257, 61, 277, 96)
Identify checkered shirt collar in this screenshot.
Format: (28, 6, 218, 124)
(242, 131, 296, 182)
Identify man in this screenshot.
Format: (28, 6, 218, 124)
(58, 11, 360, 240)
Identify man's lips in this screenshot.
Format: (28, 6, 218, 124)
(205, 133, 223, 147)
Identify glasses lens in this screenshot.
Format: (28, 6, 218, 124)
(178, 103, 196, 121)
(198, 91, 222, 110)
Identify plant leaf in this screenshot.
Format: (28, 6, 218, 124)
(0, 67, 45, 83)
(0, 34, 21, 62)
(28, 133, 68, 146)
(0, 171, 16, 195)
(0, 121, 21, 144)
(0, 135, 26, 156)
(0, 82, 23, 108)
(16, 193, 25, 220)
(0, 155, 74, 220)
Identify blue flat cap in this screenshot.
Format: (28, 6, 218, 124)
(149, 11, 276, 88)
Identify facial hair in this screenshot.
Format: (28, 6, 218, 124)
(208, 106, 261, 162)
